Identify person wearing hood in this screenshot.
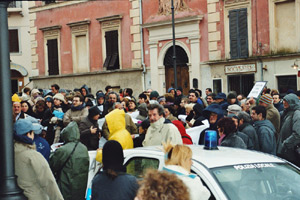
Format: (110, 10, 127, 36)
(251, 106, 276, 155)
(237, 111, 260, 151)
(63, 94, 88, 127)
(172, 120, 193, 144)
(14, 119, 63, 200)
(27, 88, 41, 107)
(277, 93, 300, 167)
(136, 103, 148, 121)
(96, 92, 107, 118)
(198, 104, 224, 145)
(92, 140, 139, 200)
(78, 106, 101, 150)
(50, 121, 89, 200)
(80, 84, 89, 98)
(217, 117, 247, 149)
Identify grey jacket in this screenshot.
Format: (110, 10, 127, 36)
(236, 131, 254, 150)
(254, 119, 276, 155)
(220, 133, 247, 149)
(278, 94, 300, 162)
(239, 123, 259, 151)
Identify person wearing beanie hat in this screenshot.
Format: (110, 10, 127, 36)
(78, 106, 101, 150)
(258, 93, 280, 139)
(53, 93, 65, 102)
(91, 140, 138, 200)
(150, 90, 159, 100)
(227, 92, 239, 105)
(14, 119, 64, 200)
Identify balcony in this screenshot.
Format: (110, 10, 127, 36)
(8, 1, 23, 16)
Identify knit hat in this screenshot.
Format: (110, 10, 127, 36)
(157, 96, 166, 103)
(168, 87, 175, 93)
(88, 106, 100, 118)
(96, 92, 105, 99)
(177, 87, 183, 93)
(53, 93, 65, 102)
(150, 91, 159, 99)
(12, 93, 21, 102)
(102, 140, 125, 172)
(259, 94, 273, 105)
(31, 89, 40, 95)
(14, 119, 42, 136)
(45, 95, 53, 103)
(227, 93, 237, 99)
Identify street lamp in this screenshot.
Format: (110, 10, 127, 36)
(171, 0, 177, 90)
(0, 2, 26, 199)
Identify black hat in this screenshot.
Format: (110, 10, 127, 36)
(88, 106, 100, 118)
(227, 93, 236, 99)
(102, 140, 125, 172)
(177, 86, 183, 92)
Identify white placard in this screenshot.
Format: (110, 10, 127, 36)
(186, 120, 209, 144)
(247, 81, 267, 99)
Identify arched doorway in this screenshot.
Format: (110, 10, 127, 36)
(164, 45, 190, 95)
(11, 70, 23, 95)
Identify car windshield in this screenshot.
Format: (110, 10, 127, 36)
(211, 163, 300, 200)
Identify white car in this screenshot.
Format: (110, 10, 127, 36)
(122, 145, 300, 200)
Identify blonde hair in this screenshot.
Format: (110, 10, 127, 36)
(137, 169, 190, 200)
(184, 103, 195, 113)
(163, 142, 192, 171)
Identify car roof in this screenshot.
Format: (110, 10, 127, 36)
(124, 145, 285, 168)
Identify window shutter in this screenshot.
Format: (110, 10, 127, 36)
(104, 30, 119, 70)
(238, 8, 248, 58)
(229, 10, 239, 59)
(9, 29, 19, 53)
(47, 39, 59, 75)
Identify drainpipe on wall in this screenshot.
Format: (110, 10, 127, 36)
(139, 0, 146, 91)
(258, 57, 263, 81)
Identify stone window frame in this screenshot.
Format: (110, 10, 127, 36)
(67, 20, 91, 74)
(8, 27, 21, 55)
(97, 15, 123, 70)
(224, 0, 252, 59)
(40, 25, 61, 76)
(269, 0, 300, 52)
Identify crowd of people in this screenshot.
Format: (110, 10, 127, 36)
(11, 83, 300, 199)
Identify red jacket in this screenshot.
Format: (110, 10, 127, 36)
(172, 120, 193, 144)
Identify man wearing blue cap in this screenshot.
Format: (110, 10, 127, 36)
(14, 119, 63, 199)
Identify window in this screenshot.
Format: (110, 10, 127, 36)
(213, 79, 222, 94)
(47, 39, 59, 75)
(97, 15, 122, 70)
(9, 29, 19, 53)
(125, 157, 159, 178)
(229, 8, 248, 59)
(103, 30, 119, 70)
(67, 20, 90, 73)
(228, 74, 254, 96)
(277, 75, 297, 94)
(45, 0, 56, 5)
(8, 1, 22, 8)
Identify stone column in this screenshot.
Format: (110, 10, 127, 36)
(130, 0, 142, 68)
(189, 35, 201, 88)
(208, 0, 221, 61)
(148, 41, 159, 91)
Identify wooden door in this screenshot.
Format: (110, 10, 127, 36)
(165, 65, 190, 95)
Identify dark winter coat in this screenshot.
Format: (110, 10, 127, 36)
(253, 119, 277, 155)
(236, 131, 254, 150)
(239, 123, 259, 151)
(78, 116, 100, 150)
(278, 94, 300, 164)
(50, 121, 89, 200)
(274, 102, 284, 112)
(34, 135, 50, 161)
(220, 133, 247, 149)
(91, 171, 138, 200)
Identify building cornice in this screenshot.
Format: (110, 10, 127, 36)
(67, 20, 90, 27)
(96, 15, 123, 23)
(39, 25, 61, 31)
(143, 15, 204, 29)
(206, 52, 300, 65)
(29, 68, 143, 80)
